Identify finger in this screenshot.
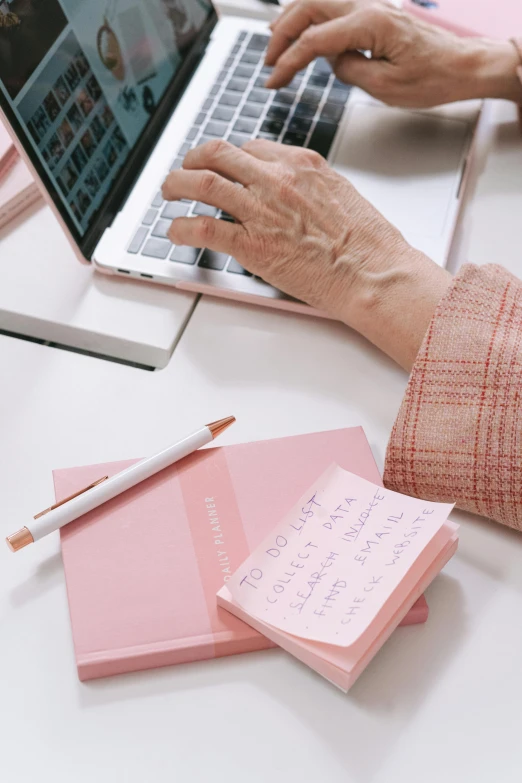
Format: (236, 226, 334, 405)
(168, 215, 245, 257)
(241, 138, 287, 163)
(182, 139, 265, 186)
(266, 0, 350, 66)
(334, 50, 383, 95)
(266, 15, 375, 89)
(162, 169, 251, 222)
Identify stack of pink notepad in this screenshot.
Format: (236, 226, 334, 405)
(0, 124, 41, 229)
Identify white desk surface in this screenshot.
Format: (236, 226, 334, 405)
(2, 46, 522, 783)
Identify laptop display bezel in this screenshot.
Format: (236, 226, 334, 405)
(0, 5, 218, 261)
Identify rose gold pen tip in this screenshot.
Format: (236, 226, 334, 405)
(206, 416, 236, 440)
(6, 527, 34, 552)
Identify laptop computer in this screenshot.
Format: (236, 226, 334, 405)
(0, 1, 478, 317)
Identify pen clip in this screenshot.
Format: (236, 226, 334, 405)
(34, 476, 109, 519)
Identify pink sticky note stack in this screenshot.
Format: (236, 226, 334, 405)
(218, 465, 458, 691)
(54, 427, 429, 681)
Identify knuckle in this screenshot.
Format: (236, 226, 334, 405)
(205, 138, 229, 159)
(299, 27, 317, 50)
(197, 217, 217, 244)
(199, 171, 219, 199)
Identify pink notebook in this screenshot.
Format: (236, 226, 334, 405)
(0, 156, 41, 230)
(0, 123, 17, 179)
(54, 428, 428, 681)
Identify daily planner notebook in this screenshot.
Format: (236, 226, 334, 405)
(54, 428, 429, 681)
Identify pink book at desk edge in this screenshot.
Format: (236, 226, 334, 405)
(54, 427, 428, 682)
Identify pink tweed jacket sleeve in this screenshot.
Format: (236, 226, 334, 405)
(384, 264, 522, 531)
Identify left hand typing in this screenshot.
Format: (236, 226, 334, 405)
(162, 139, 451, 370)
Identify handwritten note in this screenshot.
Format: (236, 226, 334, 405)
(227, 465, 454, 646)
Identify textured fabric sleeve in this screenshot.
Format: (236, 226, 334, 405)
(384, 264, 522, 531)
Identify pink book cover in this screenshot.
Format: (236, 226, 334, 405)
(53, 427, 428, 682)
(0, 122, 17, 180)
(0, 156, 41, 230)
(404, 0, 522, 40)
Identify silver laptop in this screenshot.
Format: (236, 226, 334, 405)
(0, 1, 478, 316)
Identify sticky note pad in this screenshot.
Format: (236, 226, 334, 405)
(218, 464, 458, 691)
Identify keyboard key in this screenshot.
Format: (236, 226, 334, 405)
(194, 112, 205, 126)
(282, 131, 307, 147)
(288, 116, 313, 133)
(300, 88, 322, 106)
(248, 88, 270, 104)
(256, 132, 279, 142)
(238, 31, 247, 43)
(161, 201, 190, 219)
(152, 219, 172, 238)
(224, 57, 234, 69)
(254, 76, 269, 89)
(195, 135, 213, 147)
(199, 249, 229, 270)
(231, 44, 241, 55)
(209, 85, 219, 97)
(333, 78, 351, 93)
(178, 142, 192, 156)
(170, 157, 183, 171)
(216, 69, 227, 83)
(294, 102, 316, 118)
(241, 51, 262, 65)
(260, 65, 273, 76)
(142, 208, 158, 226)
(307, 121, 337, 158)
(202, 99, 213, 111)
(193, 202, 218, 217)
(266, 104, 290, 121)
(151, 191, 163, 208)
(227, 133, 250, 147)
(248, 33, 269, 51)
(227, 257, 252, 275)
(219, 91, 241, 107)
(313, 57, 331, 74)
(327, 88, 349, 105)
(204, 121, 228, 137)
(128, 226, 148, 254)
(212, 106, 235, 122)
(234, 64, 255, 79)
(186, 127, 199, 141)
(142, 238, 170, 259)
(240, 102, 263, 119)
(170, 246, 200, 265)
(260, 118, 285, 135)
(233, 118, 257, 134)
(273, 90, 295, 106)
(226, 77, 249, 92)
(308, 73, 330, 88)
(321, 103, 344, 123)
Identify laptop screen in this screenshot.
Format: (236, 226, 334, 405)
(0, 0, 213, 237)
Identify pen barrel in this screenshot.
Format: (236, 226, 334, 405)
(30, 427, 211, 540)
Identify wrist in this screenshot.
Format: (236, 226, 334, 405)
(463, 39, 522, 103)
(343, 248, 452, 372)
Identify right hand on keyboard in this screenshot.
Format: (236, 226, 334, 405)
(162, 138, 451, 370)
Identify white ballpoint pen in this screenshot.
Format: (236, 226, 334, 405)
(6, 416, 235, 552)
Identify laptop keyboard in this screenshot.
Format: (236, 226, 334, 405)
(127, 31, 352, 276)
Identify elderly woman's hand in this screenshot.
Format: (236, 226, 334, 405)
(265, 0, 521, 108)
(162, 139, 451, 370)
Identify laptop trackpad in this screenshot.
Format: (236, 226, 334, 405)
(332, 103, 469, 240)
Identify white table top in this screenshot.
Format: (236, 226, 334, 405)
(2, 20, 522, 783)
